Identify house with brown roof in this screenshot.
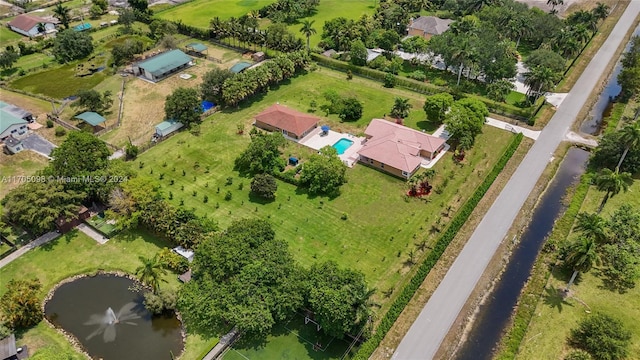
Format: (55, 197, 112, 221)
(407, 16, 453, 40)
(8, 14, 56, 37)
(357, 119, 446, 179)
(254, 104, 319, 140)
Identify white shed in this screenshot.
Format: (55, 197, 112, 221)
(155, 120, 183, 137)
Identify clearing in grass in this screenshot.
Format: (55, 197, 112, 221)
(224, 313, 351, 360)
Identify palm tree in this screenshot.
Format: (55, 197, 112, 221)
(135, 255, 167, 293)
(53, 2, 71, 29)
(547, 0, 564, 14)
(615, 121, 640, 171)
(390, 97, 412, 120)
(299, 19, 316, 53)
(452, 38, 474, 85)
(574, 212, 609, 244)
(36, 22, 47, 37)
(594, 168, 633, 212)
(564, 236, 599, 291)
(524, 66, 558, 100)
(591, 2, 610, 24)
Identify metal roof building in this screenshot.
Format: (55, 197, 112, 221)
(133, 50, 193, 82)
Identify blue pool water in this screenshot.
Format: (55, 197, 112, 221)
(201, 101, 215, 112)
(332, 138, 354, 155)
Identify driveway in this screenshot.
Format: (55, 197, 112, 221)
(21, 133, 57, 158)
(393, 3, 640, 359)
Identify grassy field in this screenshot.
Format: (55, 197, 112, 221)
(10, 62, 109, 99)
(516, 179, 640, 359)
(134, 66, 515, 309)
(288, 0, 376, 48)
(156, 0, 276, 28)
(0, 229, 216, 359)
(0, 150, 50, 198)
(224, 313, 351, 360)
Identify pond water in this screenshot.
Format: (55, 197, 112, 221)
(45, 274, 183, 360)
(454, 148, 590, 360)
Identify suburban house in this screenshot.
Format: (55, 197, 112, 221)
(3, 136, 23, 154)
(357, 119, 446, 179)
(155, 119, 184, 138)
(0, 102, 29, 141)
(133, 49, 193, 82)
(54, 206, 90, 233)
(8, 14, 56, 37)
(407, 16, 453, 40)
(0, 101, 33, 122)
(254, 104, 319, 140)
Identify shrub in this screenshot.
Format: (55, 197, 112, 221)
(156, 247, 189, 273)
(54, 126, 66, 137)
(339, 97, 363, 122)
(251, 173, 278, 200)
(565, 350, 593, 360)
(383, 73, 396, 88)
(125, 143, 139, 160)
(224, 191, 232, 201)
(407, 70, 426, 81)
(46, 119, 54, 128)
(143, 288, 178, 315)
(569, 313, 631, 360)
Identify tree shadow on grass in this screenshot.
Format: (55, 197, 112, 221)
(543, 286, 574, 313)
(248, 192, 275, 205)
(40, 230, 76, 251)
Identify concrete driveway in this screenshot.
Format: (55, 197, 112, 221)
(21, 133, 57, 158)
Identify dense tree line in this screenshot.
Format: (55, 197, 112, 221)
(178, 219, 373, 340)
(618, 36, 640, 101)
(258, 0, 320, 23)
(590, 121, 640, 174)
(201, 51, 309, 107)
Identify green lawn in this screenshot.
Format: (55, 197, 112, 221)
(156, 0, 276, 28)
(0, 229, 216, 359)
(135, 67, 515, 309)
(288, 0, 376, 48)
(0, 26, 23, 48)
(516, 180, 640, 359)
(0, 150, 50, 199)
(10, 61, 109, 99)
(224, 313, 351, 360)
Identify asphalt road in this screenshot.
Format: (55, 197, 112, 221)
(392, 3, 640, 359)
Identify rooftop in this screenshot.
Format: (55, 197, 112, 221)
(186, 43, 207, 52)
(408, 16, 454, 35)
(156, 119, 183, 132)
(137, 50, 192, 77)
(75, 112, 106, 126)
(255, 104, 320, 138)
(230, 61, 252, 73)
(0, 102, 28, 135)
(8, 14, 52, 32)
(0, 101, 32, 120)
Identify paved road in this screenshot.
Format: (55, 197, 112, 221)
(393, 3, 640, 359)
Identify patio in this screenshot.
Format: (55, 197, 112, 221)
(298, 127, 365, 167)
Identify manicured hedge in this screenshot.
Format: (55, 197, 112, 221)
(353, 133, 524, 359)
(494, 172, 592, 360)
(311, 54, 535, 121)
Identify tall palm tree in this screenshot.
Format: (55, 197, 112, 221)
(135, 255, 167, 293)
(574, 212, 609, 244)
(299, 19, 316, 53)
(616, 121, 640, 171)
(390, 97, 412, 120)
(524, 66, 558, 100)
(53, 2, 71, 29)
(594, 168, 633, 212)
(591, 2, 610, 24)
(564, 236, 599, 291)
(547, 0, 564, 14)
(36, 22, 47, 37)
(453, 38, 475, 85)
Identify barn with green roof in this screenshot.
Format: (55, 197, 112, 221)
(133, 49, 193, 82)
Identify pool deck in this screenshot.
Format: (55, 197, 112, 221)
(298, 128, 365, 167)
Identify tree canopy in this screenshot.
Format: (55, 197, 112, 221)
(71, 89, 113, 113)
(250, 173, 278, 200)
(0, 278, 43, 329)
(423, 93, 454, 124)
(164, 87, 203, 127)
(49, 131, 111, 178)
(299, 146, 347, 196)
(53, 30, 94, 63)
(234, 130, 286, 175)
(201, 68, 233, 105)
(444, 98, 488, 150)
(569, 312, 631, 360)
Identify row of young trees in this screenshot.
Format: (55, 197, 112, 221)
(617, 36, 640, 101)
(200, 51, 309, 107)
(177, 219, 373, 340)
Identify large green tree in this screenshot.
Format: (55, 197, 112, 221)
(305, 261, 374, 338)
(178, 219, 304, 339)
(201, 68, 233, 105)
(250, 173, 278, 200)
(53, 2, 71, 29)
(0, 278, 43, 329)
(164, 87, 203, 127)
(350, 39, 368, 66)
(1, 181, 86, 235)
(615, 121, 640, 171)
(111, 38, 144, 65)
(49, 131, 111, 179)
(423, 93, 454, 124)
(71, 89, 113, 113)
(590, 130, 640, 174)
(569, 313, 631, 360)
(0, 49, 19, 70)
(444, 98, 488, 150)
(234, 130, 286, 174)
(299, 146, 347, 196)
(53, 30, 94, 63)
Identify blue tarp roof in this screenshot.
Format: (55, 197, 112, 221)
(74, 23, 92, 31)
(75, 112, 106, 126)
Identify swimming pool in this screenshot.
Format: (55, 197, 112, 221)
(332, 138, 354, 155)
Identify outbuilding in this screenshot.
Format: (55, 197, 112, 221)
(3, 136, 23, 154)
(74, 112, 106, 133)
(155, 120, 183, 137)
(133, 50, 193, 82)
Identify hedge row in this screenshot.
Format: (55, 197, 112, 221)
(272, 168, 299, 186)
(495, 172, 592, 360)
(353, 132, 524, 359)
(310, 54, 535, 121)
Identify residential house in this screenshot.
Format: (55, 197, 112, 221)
(54, 206, 90, 233)
(407, 16, 453, 40)
(3, 136, 23, 154)
(8, 14, 56, 37)
(254, 104, 319, 140)
(133, 49, 193, 82)
(0, 102, 29, 141)
(357, 119, 446, 179)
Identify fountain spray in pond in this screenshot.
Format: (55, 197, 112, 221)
(84, 302, 140, 342)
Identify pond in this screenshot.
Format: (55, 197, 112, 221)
(44, 274, 183, 360)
